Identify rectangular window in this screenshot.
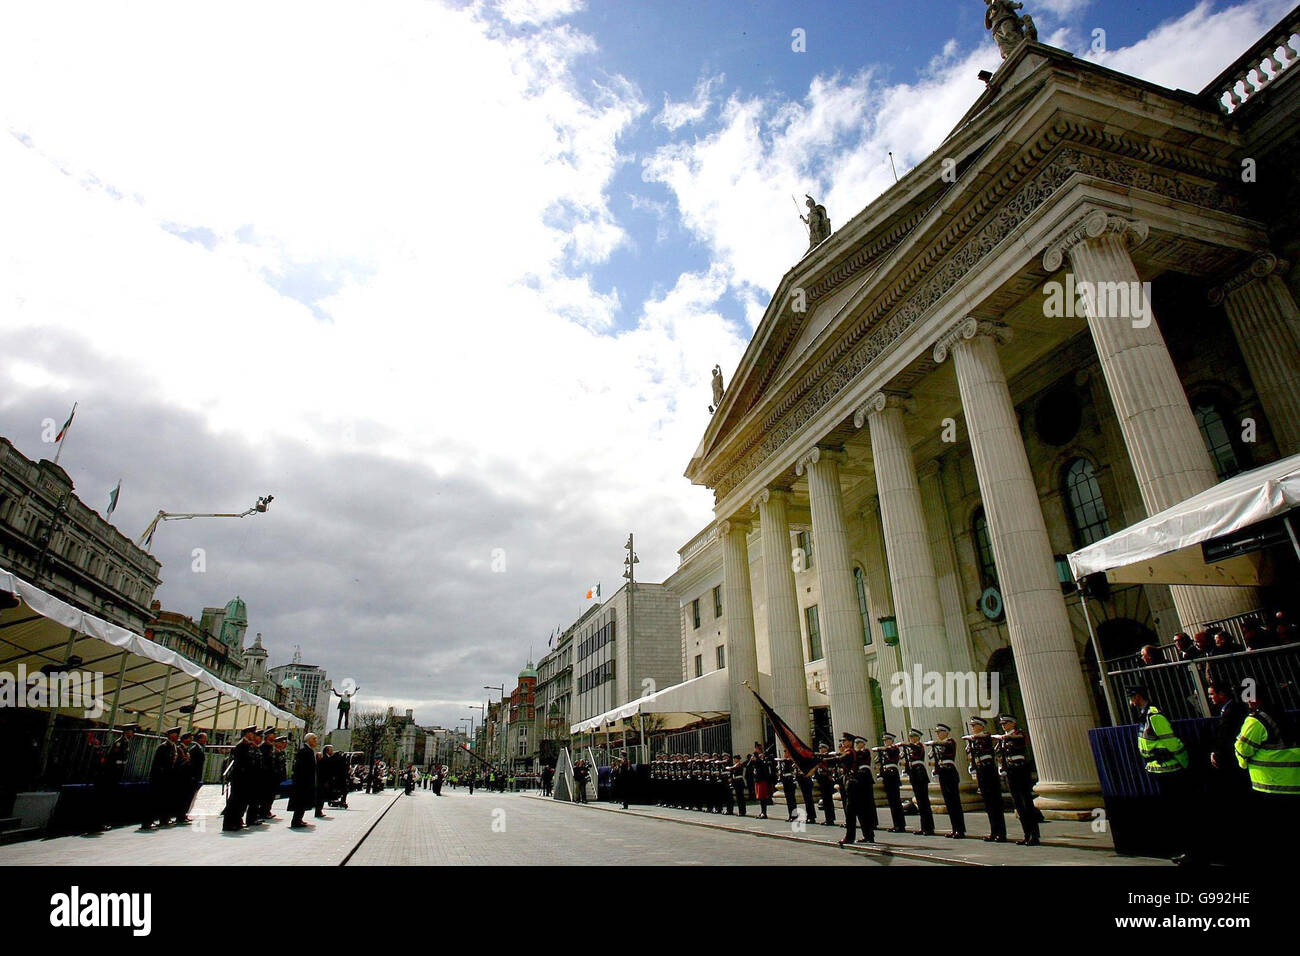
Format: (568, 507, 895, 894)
(691, 598, 701, 629)
(712, 584, 723, 618)
(805, 605, 822, 662)
(694, 655, 703, 678)
(715, 645, 725, 670)
(795, 531, 813, 571)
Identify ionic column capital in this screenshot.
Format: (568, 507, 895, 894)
(717, 516, 751, 538)
(852, 391, 913, 429)
(932, 317, 1012, 363)
(1042, 208, 1149, 273)
(793, 444, 845, 476)
(1208, 252, 1287, 305)
(750, 487, 792, 514)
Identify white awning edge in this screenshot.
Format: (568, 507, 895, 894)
(0, 565, 303, 728)
(1066, 454, 1300, 583)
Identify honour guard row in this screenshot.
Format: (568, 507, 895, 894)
(646, 714, 1043, 847)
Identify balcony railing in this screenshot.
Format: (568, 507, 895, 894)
(1202, 4, 1300, 114)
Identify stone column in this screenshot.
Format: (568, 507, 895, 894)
(794, 446, 877, 742)
(1044, 209, 1256, 627)
(860, 495, 909, 739)
(918, 460, 976, 675)
(854, 396, 959, 736)
(753, 488, 812, 748)
(934, 318, 1099, 806)
(1210, 252, 1300, 456)
(719, 517, 763, 751)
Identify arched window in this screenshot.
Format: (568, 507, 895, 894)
(853, 566, 873, 646)
(1194, 403, 1242, 479)
(1064, 457, 1111, 547)
(971, 507, 998, 589)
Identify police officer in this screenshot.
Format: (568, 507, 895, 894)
(873, 731, 907, 833)
(928, 724, 965, 838)
(1235, 694, 1300, 860)
(996, 714, 1039, 846)
(964, 716, 1006, 842)
(1128, 685, 1193, 863)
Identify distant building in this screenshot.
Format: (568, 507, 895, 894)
(0, 437, 161, 632)
(534, 629, 574, 765)
(269, 653, 332, 730)
(236, 630, 279, 702)
(146, 596, 247, 683)
(387, 708, 426, 768)
(502, 661, 537, 772)
(570, 581, 681, 725)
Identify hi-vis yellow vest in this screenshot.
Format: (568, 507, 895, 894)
(1235, 713, 1300, 795)
(1137, 705, 1188, 774)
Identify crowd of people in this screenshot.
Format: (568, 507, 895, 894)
(88, 723, 208, 833)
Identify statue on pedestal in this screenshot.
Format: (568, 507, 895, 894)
(984, 0, 1035, 58)
(333, 683, 360, 729)
(800, 195, 831, 249)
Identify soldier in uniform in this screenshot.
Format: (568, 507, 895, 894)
(717, 754, 735, 814)
(795, 758, 818, 824)
(837, 733, 877, 846)
(745, 743, 775, 819)
(996, 713, 1040, 846)
(778, 758, 799, 821)
(814, 745, 836, 826)
(89, 723, 137, 833)
(902, 728, 936, 836)
(928, 724, 966, 838)
(728, 752, 748, 816)
(964, 716, 1006, 842)
(143, 726, 182, 829)
(873, 731, 907, 833)
(174, 731, 200, 823)
(222, 725, 261, 832)
(257, 728, 279, 821)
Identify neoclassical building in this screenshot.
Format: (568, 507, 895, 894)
(667, 11, 1300, 809)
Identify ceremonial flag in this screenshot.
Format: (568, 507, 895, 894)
(585, 583, 600, 601)
(105, 480, 121, 519)
(742, 681, 820, 773)
(56, 407, 75, 441)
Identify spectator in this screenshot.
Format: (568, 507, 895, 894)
(1139, 644, 1162, 666)
(1172, 632, 1200, 661)
(1211, 629, 1240, 656)
(1192, 631, 1213, 656)
(289, 733, 318, 828)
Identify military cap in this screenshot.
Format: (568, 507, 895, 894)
(121, 723, 140, 732)
(180, 731, 194, 741)
(241, 725, 259, 735)
(881, 730, 896, 741)
(840, 731, 856, 742)
(1126, 684, 1149, 698)
(935, 723, 951, 733)
(968, 716, 986, 727)
(997, 713, 1016, 724)
(907, 728, 922, 738)
(164, 726, 181, 736)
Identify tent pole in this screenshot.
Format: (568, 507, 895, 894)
(155, 668, 173, 732)
(186, 681, 200, 732)
(37, 627, 80, 781)
(212, 692, 224, 738)
(105, 650, 130, 731)
(1079, 589, 1118, 725)
(1285, 513, 1300, 562)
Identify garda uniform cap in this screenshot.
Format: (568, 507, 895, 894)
(1126, 683, 1149, 698)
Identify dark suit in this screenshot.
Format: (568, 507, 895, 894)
(145, 740, 178, 827)
(289, 744, 318, 826)
(222, 740, 259, 831)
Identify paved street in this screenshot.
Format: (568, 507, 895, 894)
(0, 784, 1171, 866)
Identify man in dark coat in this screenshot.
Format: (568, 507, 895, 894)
(222, 726, 261, 832)
(257, 728, 279, 821)
(1207, 678, 1252, 862)
(612, 757, 633, 809)
(289, 733, 319, 828)
(89, 723, 137, 833)
(143, 727, 182, 829)
(174, 731, 202, 823)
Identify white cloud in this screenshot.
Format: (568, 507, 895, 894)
(655, 74, 724, 131)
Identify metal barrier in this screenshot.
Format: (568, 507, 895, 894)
(1106, 640, 1300, 721)
(41, 728, 236, 788)
(655, 721, 732, 756)
(1107, 608, 1267, 673)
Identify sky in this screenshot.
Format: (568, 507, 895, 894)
(0, 0, 1290, 730)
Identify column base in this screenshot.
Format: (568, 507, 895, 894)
(1032, 781, 1104, 814)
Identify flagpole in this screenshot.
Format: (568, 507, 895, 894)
(52, 402, 77, 466)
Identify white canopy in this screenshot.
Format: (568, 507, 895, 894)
(0, 566, 302, 730)
(1067, 454, 1300, 587)
(570, 667, 829, 734)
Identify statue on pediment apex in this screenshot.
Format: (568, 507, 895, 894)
(985, 0, 1034, 58)
(801, 195, 831, 249)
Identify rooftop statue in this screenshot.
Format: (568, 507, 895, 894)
(709, 365, 725, 414)
(801, 194, 831, 249)
(984, 0, 1035, 58)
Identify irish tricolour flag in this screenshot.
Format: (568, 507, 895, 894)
(584, 583, 601, 601)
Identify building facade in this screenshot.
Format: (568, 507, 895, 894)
(534, 628, 574, 764)
(0, 437, 161, 632)
(678, 17, 1300, 810)
(146, 597, 247, 683)
(268, 655, 333, 730)
(571, 581, 683, 725)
